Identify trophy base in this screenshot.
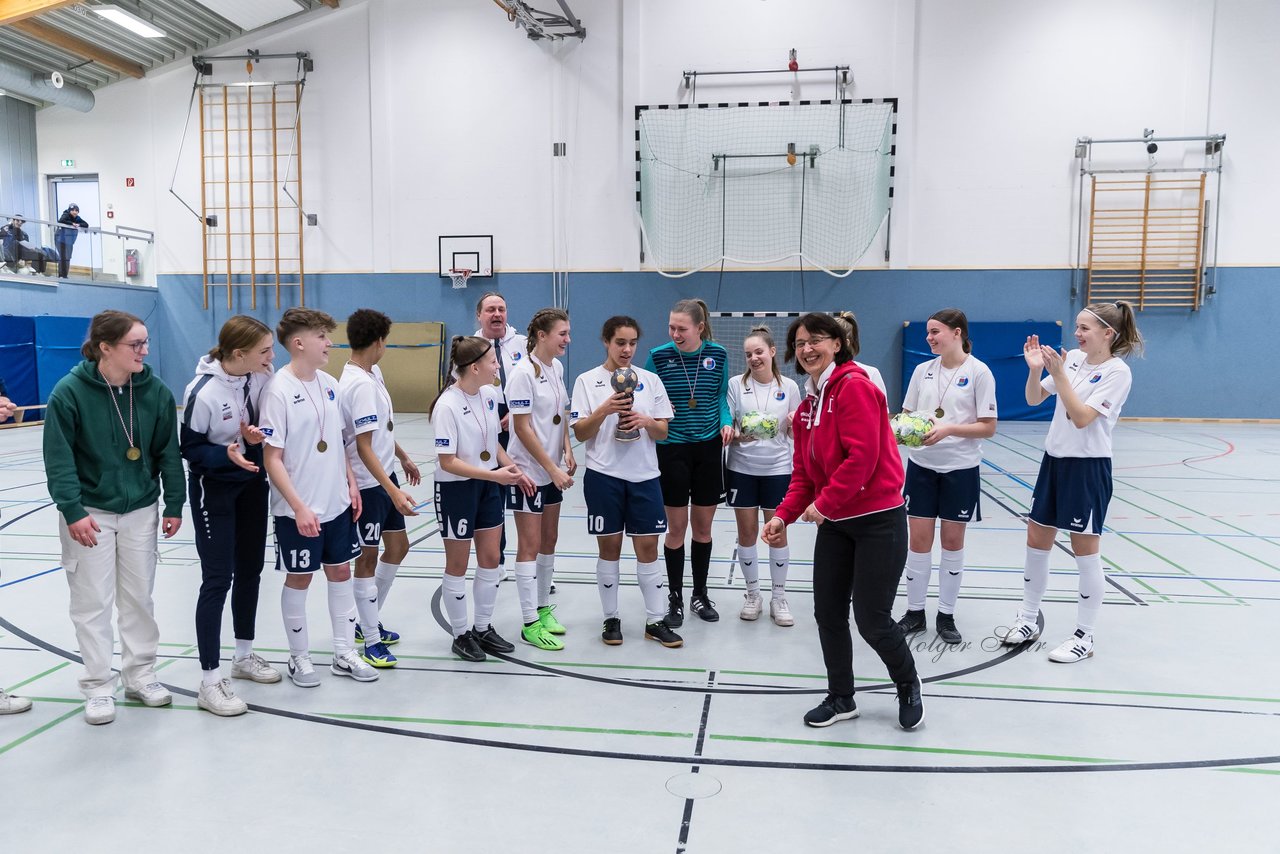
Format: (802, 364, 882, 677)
(613, 430, 642, 443)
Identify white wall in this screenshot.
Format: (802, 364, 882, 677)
(33, 0, 1279, 274)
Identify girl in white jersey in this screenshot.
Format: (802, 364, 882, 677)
(506, 308, 577, 651)
(1000, 301, 1143, 663)
(895, 309, 997, 646)
(571, 316, 680, 648)
(431, 336, 535, 662)
(725, 325, 801, 625)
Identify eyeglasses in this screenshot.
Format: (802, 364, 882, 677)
(793, 335, 832, 350)
(121, 339, 150, 353)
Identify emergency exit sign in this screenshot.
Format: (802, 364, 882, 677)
(60, 159, 74, 167)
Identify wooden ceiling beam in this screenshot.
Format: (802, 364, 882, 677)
(0, 0, 78, 27)
(9, 18, 147, 79)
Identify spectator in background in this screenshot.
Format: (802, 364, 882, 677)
(56, 204, 89, 279)
(2, 215, 30, 272)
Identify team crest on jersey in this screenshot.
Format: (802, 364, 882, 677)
(435, 438, 450, 447)
(702, 357, 716, 370)
(775, 390, 786, 401)
(327, 387, 336, 400)
(509, 399, 530, 407)
(635, 382, 645, 391)
(956, 376, 969, 388)
(355, 414, 378, 426)
(220, 402, 234, 420)
(511, 352, 522, 362)
(1100, 400, 1111, 409)
(487, 399, 495, 410)
(1089, 374, 1102, 384)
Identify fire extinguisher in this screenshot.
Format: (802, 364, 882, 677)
(125, 248, 139, 277)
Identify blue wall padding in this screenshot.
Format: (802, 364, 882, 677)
(0, 315, 37, 421)
(34, 315, 91, 403)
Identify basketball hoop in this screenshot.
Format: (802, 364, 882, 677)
(449, 268, 472, 289)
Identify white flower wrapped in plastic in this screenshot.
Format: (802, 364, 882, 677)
(890, 411, 934, 448)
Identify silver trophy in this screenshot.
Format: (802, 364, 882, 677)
(610, 366, 641, 442)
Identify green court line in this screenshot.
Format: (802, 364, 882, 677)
(0, 705, 84, 756)
(4, 661, 70, 692)
(938, 679, 1280, 705)
(709, 733, 1119, 764)
(323, 712, 693, 739)
(1219, 767, 1280, 776)
(1113, 475, 1280, 561)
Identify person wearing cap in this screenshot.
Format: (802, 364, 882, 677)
(56, 204, 90, 279)
(1, 215, 30, 272)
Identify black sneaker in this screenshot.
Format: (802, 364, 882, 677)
(451, 631, 486, 662)
(897, 677, 925, 730)
(664, 593, 685, 628)
(601, 617, 623, 646)
(803, 693, 859, 728)
(644, 620, 684, 648)
(690, 592, 720, 623)
(472, 625, 515, 654)
(935, 613, 962, 645)
(896, 608, 927, 635)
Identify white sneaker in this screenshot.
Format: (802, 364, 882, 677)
(769, 596, 795, 627)
(1048, 630, 1094, 663)
(288, 655, 321, 688)
(739, 591, 763, 621)
(124, 681, 173, 707)
(1001, 615, 1041, 646)
(330, 650, 379, 682)
(197, 679, 248, 717)
(0, 689, 32, 715)
(231, 652, 282, 684)
(85, 696, 116, 725)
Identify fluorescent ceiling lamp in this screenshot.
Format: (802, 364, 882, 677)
(194, 0, 300, 32)
(93, 5, 167, 39)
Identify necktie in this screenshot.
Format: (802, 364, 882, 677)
(495, 337, 507, 387)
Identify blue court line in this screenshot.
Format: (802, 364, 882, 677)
(0, 566, 63, 588)
(980, 457, 1036, 491)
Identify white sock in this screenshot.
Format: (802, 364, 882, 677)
(737, 541, 759, 592)
(636, 560, 666, 624)
(597, 558, 621, 619)
(1075, 552, 1104, 635)
(768, 546, 790, 597)
(904, 549, 933, 611)
(202, 668, 221, 687)
(233, 639, 252, 660)
(937, 548, 964, 616)
(536, 553, 555, 607)
(353, 577, 381, 644)
(515, 561, 539, 623)
(1020, 545, 1053, 622)
(472, 567, 502, 631)
(442, 574, 469, 637)
(327, 578, 357, 655)
(281, 585, 309, 658)
(374, 559, 400, 607)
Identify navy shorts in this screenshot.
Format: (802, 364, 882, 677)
(274, 512, 360, 572)
(357, 473, 406, 547)
(583, 469, 667, 537)
(1028, 454, 1113, 536)
(657, 437, 725, 507)
(435, 478, 504, 541)
(725, 468, 791, 510)
(904, 461, 982, 524)
(506, 482, 564, 514)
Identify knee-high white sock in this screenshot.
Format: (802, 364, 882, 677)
(472, 566, 502, 631)
(515, 561, 538, 624)
(596, 558, 621, 619)
(904, 550, 933, 611)
(768, 545, 790, 597)
(374, 560, 400, 607)
(1020, 546, 1053, 622)
(536, 553, 555, 607)
(326, 578, 357, 655)
(353, 577, 381, 644)
(737, 541, 759, 592)
(636, 560, 666, 624)
(1075, 552, 1105, 634)
(442, 574, 469, 637)
(937, 548, 965, 616)
(281, 586, 309, 658)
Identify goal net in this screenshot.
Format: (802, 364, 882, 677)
(638, 100, 895, 277)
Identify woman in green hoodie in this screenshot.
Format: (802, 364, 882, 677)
(43, 310, 185, 726)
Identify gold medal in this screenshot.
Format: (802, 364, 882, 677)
(688, 398, 697, 409)
(493, 377, 501, 387)
(387, 421, 394, 432)
(480, 450, 492, 462)
(553, 414, 562, 425)
(126, 447, 141, 461)
(935, 407, 945, 419)
(317, 440, 328, 453)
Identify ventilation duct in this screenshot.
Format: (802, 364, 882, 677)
(0, 58, 95, 112)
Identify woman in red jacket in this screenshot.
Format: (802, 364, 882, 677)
(763, 312, 923, 731)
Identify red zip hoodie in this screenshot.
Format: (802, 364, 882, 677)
(775, 361, 904, 524)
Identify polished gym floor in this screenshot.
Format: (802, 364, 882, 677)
(2, 417, 1277, 851)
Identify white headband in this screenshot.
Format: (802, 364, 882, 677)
(1082, 307, 1113, 330)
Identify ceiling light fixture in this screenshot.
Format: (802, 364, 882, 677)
(93, 5, 167, 39)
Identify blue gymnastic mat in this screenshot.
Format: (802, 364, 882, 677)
(0, 315, 37, 420)
(34, 315, 91, 403)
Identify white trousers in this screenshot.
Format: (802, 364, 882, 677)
(59, 504, 160, 698)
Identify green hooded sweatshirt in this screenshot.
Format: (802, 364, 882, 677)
(43, 360, 185, 525)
